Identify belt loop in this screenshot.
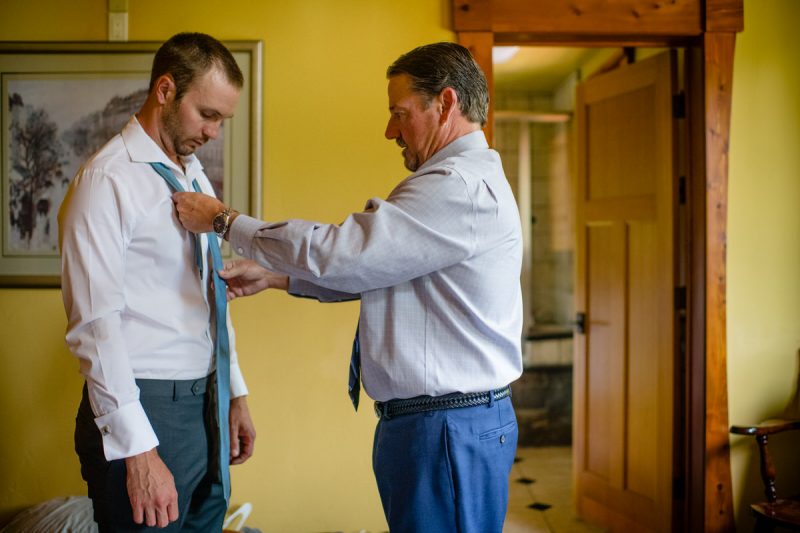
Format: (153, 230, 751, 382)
(172, 381, 178, 402)
(374, 401, 391, 420)
(488, 389, 495, 408)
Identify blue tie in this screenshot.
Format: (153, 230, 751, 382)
(150, 162, 231, 503)
(348, 324, 360, 411)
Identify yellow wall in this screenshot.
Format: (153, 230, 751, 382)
(728, 0, 800, 529)
(0, 1, 451, 530)
(3, 0, 799, 531)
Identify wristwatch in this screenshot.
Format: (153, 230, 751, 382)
(212, 207, 233, 239)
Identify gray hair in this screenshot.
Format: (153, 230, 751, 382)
(386, 42, 489, 126)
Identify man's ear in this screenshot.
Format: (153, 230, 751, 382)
(439, 87, 458, 124)
(154, 74, 177, 105)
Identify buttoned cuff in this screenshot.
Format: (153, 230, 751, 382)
(288, 277, 318, 297)
(289, 277, 360, 303)
(94, 401, 159, 461)
(230, 363, 248, 398)
(229, 214, 263, 259)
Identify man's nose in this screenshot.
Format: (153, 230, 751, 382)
(204, 120, 222, 140)
(385, 120, 397, 140)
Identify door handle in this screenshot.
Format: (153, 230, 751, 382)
(575, 312, 586, 334)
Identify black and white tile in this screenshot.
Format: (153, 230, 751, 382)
(504, 447, 607, 533)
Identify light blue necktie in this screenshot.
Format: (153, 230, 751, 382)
(150, 162, 231, 503)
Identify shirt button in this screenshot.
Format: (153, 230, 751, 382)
(237, 247, 244, 254)
(100, 426, 111, 436)
(500, 434, 506, 444)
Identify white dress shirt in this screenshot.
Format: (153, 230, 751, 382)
(230, 130, 522, 401)
(59, 116, 247, 461)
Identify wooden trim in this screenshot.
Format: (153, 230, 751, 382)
(452, 0, 492, 31)
(453, 2, 743, 531)
(453, 0, 703, 36)
(702, 31, 736, 533)
(452, 1, 744, 42)
(456, 31, 494, 145)
(686, 44, 708, 533)
(494, 34, 698, 47)
(705, 0, 744, 32)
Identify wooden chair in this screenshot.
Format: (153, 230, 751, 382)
(730, 419, 800, 531)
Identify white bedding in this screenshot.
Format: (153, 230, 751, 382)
(1, 496, 96, 532)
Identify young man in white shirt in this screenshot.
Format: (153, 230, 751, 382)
(60, 32, 255, 531)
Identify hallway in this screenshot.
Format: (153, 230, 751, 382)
(505, 447, 606, 533)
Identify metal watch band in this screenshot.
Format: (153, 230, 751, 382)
(213, 208, 232, 238)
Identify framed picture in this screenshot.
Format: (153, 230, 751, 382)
(0, 41, 262, 287)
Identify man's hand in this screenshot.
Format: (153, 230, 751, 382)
(125, 448, 179, 528)
(172, 191, 225, 234)
(219, 259, 289, 300)
(229, 396, 256, 465)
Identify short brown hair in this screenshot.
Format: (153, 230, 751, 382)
(149, 32, 243, 100)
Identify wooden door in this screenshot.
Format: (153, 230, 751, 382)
(573, 52, 678, 532)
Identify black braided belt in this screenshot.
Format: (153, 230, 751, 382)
(374, 385, 511, 420)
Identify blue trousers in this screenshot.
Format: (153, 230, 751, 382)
(372, 395, 518, 533)
(75, 378, 226, 532)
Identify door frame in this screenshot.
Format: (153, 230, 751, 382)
(450, 1, 742, 532)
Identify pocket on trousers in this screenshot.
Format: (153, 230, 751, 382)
(478, 420, 517, 441)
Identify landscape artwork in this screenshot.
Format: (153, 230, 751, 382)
(5, 74, 225, 256)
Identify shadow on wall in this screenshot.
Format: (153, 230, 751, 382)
(730, 348, 800, 531)
(0, 295, 85, 526)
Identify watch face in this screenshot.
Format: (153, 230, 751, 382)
(213, 213, 225, 235)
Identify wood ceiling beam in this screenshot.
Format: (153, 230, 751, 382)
(453, 0, 709, 37)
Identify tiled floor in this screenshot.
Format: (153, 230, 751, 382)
(505, 447, 606, 533)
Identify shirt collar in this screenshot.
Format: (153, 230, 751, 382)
(416, 130, 489, 174)
(121, 115, 204, 176)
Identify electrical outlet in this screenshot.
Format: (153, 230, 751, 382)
(108, 12, 128, 41)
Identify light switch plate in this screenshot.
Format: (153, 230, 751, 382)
(108, 12, 128, 42)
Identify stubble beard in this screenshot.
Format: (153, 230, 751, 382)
(398, 139, 419, 172)
(162, 101, 196, 157)
(403, 151, 420, 172)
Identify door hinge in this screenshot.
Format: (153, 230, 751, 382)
(673, 476, 686, 500)
(672, 92, 686, 119)
(575, 312, 586, 334)
(674, 286, 687, 311)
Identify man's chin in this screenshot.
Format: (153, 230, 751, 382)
(177, 145, 198, 157)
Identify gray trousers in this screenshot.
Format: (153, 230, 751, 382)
(75, 377, 226, 532)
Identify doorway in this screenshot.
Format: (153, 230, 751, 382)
(452, 3, 743, 531)
(497, 45, 606, 533)
(498, 46, 686, 533)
